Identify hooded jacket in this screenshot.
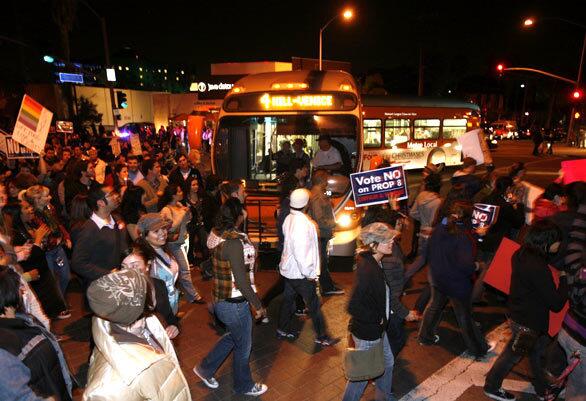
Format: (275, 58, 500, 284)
(83, 315, 190, 401)
(409, 190, 442, 233)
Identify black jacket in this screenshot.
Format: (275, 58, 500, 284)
(347, 252, 390, 340)
(0, 315, 72, 401)
(509, 247, 568, 333)
(168, 166, 203, 199)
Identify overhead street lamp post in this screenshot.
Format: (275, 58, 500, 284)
(523, 17, 586, 144)
(318, 8, 353, 71)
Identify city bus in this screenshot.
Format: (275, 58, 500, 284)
(212, 70, 362, 254)
(361, 96, 481, 171)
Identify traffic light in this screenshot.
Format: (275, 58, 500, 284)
(116, 91, 128, 108)
(571, 88, 583, 101)
(496, 64, 505, 73)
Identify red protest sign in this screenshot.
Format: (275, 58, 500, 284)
(561, 159, 586, 185)
(483, 237, 569, 337)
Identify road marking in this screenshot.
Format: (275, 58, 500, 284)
(399, 323, 536, 401)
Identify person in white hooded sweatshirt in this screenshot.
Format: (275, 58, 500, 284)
(276, 188, 340, 347)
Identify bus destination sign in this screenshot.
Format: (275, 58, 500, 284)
(259, 93, 333, 110)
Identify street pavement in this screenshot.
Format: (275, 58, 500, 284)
(53, 141, 584, 401)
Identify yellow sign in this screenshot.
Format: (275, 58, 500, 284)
(259, 93, 333, 110)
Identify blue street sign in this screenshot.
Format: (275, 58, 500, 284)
(58, 73, 84, 84)
(350, 165, 409, 207)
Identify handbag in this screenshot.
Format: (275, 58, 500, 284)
(343, 333, 385, 381)
(510, 322, 539, 356)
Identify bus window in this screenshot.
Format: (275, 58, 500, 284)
(363, 119, 382, 147)
(442, 118, 467, 139)
(414, 119, 440, 140)
(384, 119, 410, 147)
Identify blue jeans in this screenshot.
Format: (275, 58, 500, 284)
(45, 245, 70, 299)
(168, 240, 198, 302)
(198, 301, 255, 393)
(556, 328, 585, 401)
(342, 334, 397, 401)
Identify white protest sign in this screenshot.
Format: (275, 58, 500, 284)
(130, 134, 142, 156)
(457, 128, 485, 165)
(12, 95, 53, 154)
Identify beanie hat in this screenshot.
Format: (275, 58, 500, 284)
(136, 213, 170, 237)
(290, 188, 310, 209)
(359, 222, 399, 245)
(87, 269, 147, 325)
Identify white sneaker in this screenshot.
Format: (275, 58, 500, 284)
(487, 340, 497, 353)
(244, 383, 268, 396)
(193, 366, 219, 389)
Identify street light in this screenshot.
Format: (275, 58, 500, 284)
(523, 16, 586, 144)
(318, 8, 354, 71)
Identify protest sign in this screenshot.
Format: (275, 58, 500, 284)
(560, 159, 586, 185)
(457, 128, 492, 165)
(110, 137, 121, 156)
(130, 134, 142, 156)
(350, 165, 408, 207)
(483, 237, 569, 337)
(472, 203, 499, 229)
(55, 121, 74, 134)
(0, 131, 38, 159)
(12, 95, 53, 154)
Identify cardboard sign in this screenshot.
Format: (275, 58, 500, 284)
(457, 128, 492, 165)
(350, 165, 408, 207)
(109, 137, 121, 157)
(560, 159, 586, 185)
(12, 95, 53, 154)
(130, 134, 142, 156)
(0, 131, 38, 159)
(483, 237, 569, 337)
(472, 203, 499, 229)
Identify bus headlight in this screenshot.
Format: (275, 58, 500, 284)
(337, 213, 353, 228)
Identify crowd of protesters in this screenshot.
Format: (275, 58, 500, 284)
(0, 125, 584, 401)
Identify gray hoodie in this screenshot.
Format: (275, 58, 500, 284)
(409, 190, 442, 232)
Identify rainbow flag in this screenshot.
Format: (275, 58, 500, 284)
(18, 95, 43, 131)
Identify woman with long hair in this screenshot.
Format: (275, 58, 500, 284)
(184, 178, 207, 267)
(120, 184, 147, 241)
(418, 201, 493, 358)
(342, 222, 399, 401)
(135, 213, 181, 315)
(8, 199, 70, 320)
(484, 220, 568, 401)
(158, 184, 204, 304)
(104, 163, 129, 198)
(24, 185, 72, 299)
(193, 198, 267, 396)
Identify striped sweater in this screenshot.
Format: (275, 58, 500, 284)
(564, 203, 586, 345)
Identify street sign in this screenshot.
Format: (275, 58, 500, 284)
(58, 72, 84, 84)
(350, 165, 408, 207)
(12, 94, 53, 154)
(106, 68, 116, 82)
(55, 120, 74, 134)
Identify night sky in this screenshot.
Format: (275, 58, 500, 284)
(2, 0, 585, 88)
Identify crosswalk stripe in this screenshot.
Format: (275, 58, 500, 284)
(398, 323, 536, 401)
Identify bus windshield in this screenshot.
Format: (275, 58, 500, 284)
(214, 114, 359, 187)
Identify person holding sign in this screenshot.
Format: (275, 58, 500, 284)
(418, 201, 493, 359)
(484, 220, 568, 401)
